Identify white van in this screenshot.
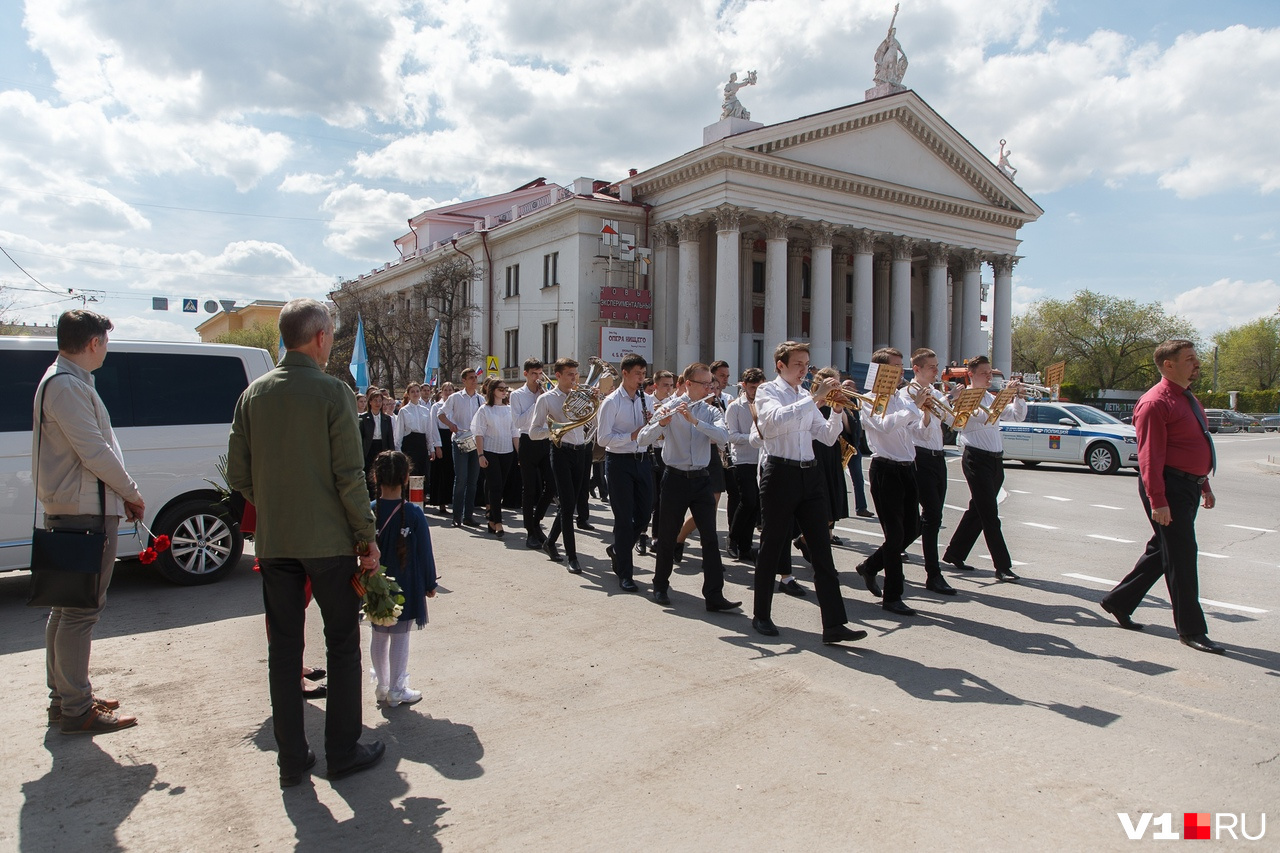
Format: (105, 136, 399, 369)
(0, 337, 274, 584)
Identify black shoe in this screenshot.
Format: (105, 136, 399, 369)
(462, 517, 480, 528)
(994, 566, 1021, 583)
(737, 546, 758, 563)
(855, 509, 875, 519)
(619, 577, 638, 592)
(829, 535, 843, 546)
(606, 544, 616, 564)
(943, 555, 976, 571)
(576, 521, 596, 531)
(752, 616, 779, 636)
(635, 534, 650, 556)
(303, 684, 327, 699)
(1101, 600, 1144, 631)
(726, 542, 740, 560)
(302, 668, 326, 682)
(882, 600, 916, 616)
(279, 749, 316, 788)
(566, 559, 582, 574)
(543, 539, 563, 563)
(925, 577, 957, 596)
(1180, 634, 1225, 654)
(856, 562, 883, 598)
(778, 577, 807, 597)
(525, 534, 543, 550)
(327, 741, 385, 781)
(793, 536, 812, 564)
(652, 587, 671, 605)
(673, 542, 685, 564)
(822, 624, 868, 644)
(451, 521, 462, 528)
(706, 598, 742, 612)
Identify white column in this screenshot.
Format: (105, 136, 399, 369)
(926, 244, 950, 368)
(763, 214, 789, 351)
(786, 241, 806, 339)
(851, 229, 874, 364)
(949, 264, 963, 365)
(713, 205, 743, 368)
(832, 243, 849, 369)
(739, 233, 755, 373)
(676, 216, 702, 369)
(960, 249, 983, 361)
(808, 222, 835, 368)
(890, 236, 914, 357)
(991, 254, 1015, 377)
(873, 255, 890, 350)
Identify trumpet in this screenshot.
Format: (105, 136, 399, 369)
(908, 381, 958, 419)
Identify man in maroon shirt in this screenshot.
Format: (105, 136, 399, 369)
(1101, 340, 1223, 654)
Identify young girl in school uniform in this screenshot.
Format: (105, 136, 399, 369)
(369, 451, 439, 707)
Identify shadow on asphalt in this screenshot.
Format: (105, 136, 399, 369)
(0, 555, 262, 655)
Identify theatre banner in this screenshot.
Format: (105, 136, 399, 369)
(598, 286, 652, 324)
(600, 327, 653, 362)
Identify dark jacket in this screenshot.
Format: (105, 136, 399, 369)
(360, 412, 395, 459)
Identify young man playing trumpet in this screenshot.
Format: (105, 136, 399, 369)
(907, 348, 958, 595)
(528, 358, 592, 574)
(725, 368, 765, 563)
(596, 353, 651, 592)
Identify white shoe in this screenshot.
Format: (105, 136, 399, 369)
(386, 686, 422, 707)
(375, 685, 389, 703)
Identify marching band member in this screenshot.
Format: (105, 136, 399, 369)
(751, 342, 866, 644)
(511, 357, 556, 549)
(942, 355, 1027, 581)
(528, 358, 592, 574)
(711, 360, 739, 534)
(670, 373, 730, 564)
(637, 363, 741, 612)
(906, 348, 958, 596)
(596, 353, 652, 592)
(725, 368, 765, 562)
(638, 370, 676, 557)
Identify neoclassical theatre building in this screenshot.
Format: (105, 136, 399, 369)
(336, 79, 1041, 381)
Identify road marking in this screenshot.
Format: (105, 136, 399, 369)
(1044, 495, 1071, 502)
(944, 503, 967, 512)
(1087, 534, 1135, 543)
(1023, 522, 1058, 530)
(833, 525, 884, 540)
(1091, 504, 1124, 510)
(948, 478, 966, 483)
(1009, 489, 1031, 494)
(1061, 573, 1268, 614)
(977, 554, 1028, 566)
(1227, 524, 1275, 533)
(1199, 551, 1230, 559)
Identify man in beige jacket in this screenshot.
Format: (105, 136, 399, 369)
(34, 310, 144, 734)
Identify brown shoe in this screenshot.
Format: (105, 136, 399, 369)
(48, 696, 121, 726)
(60, 706, 138, 735)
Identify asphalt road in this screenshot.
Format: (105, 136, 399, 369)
(2, 435, 1277, 851)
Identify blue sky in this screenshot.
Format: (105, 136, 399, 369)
(1, 0, 1277, 342)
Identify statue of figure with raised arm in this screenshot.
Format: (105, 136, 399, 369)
(997, 139, 1018, 180)
(873, 4, 909, 88)
(721, 70, 758, 121)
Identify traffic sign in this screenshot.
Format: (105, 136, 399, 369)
(182, 299, 198, 313)
(486, 355, 500, 378)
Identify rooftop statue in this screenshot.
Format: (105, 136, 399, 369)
(873, 4, 908, 88)
(997, 139, 1018, 180)
(721, 70, 758, 121)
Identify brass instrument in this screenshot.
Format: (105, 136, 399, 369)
(839, 436, 858, 468)
(828, 363, 902, 417)
(979, 385, 1021, 425)
(1021, 361, 1065, 401)
(547, 356, 619, 446)
(948, 387, 990, 429)
(908, 381, 958, 420)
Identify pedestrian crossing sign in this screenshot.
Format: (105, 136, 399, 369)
(486, 355, 500, 378)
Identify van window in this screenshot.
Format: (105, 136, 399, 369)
(127, 353, 248, 427)
(0, 350, 55, 432)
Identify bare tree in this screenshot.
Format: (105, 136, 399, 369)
(415, 256, 482, 385)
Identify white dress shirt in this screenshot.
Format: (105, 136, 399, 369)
(724, 396, 762, 465)
(861, 391, 922, 463)
(397, 400, 434, 450)
(958, 390, 1026, 452)
(637, 394, 729, 470)
(441, 389, 482, 433)
(754, 375, 841, 462)
(645, 392, 670, 447)
(471, 404, 519, 454)
(529, 387, 587, 446)
(509, 384, 542, 436)
(597, 385, 649, 453)
(906, 386, 949, 452)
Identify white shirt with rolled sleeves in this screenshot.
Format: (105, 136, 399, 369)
(905, 387, 949, 452)
(471, 404, 519, 454)
(509, 384, 541, 435)
(637, 394, 729, 470)
(754, 375, 841, 462)
(441, 389, 482, 433)
(724, 396, 762, 466)
(597, 386, 648, 454)
(861, 391, 923, 463)
(529, 388, 587, 446)
(957, 391, 1026, 453)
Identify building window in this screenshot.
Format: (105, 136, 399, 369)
(751, 339, 764, 369)
(752, 260, 765, 294)
(504, 329, 519, 370)
(801, 262, 811, 298)
(845, 273, 853, 303)
(505, 264, 520, 298)
(543, 252, 559, 288)
(542, 322, 558, 363)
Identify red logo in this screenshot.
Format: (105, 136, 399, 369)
(1185, 813, 1211, 840)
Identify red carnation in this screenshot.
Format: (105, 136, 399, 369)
(153, 534, 171, 552)
(138, 548, 158, 565)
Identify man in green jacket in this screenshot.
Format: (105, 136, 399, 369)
(228, 298, 383, 787)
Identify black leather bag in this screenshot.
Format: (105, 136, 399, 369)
(27, 373, 108, 609)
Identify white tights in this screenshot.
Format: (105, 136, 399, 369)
(369, 630, 412, 691)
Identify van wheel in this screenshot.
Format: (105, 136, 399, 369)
(1020, 460, 1040, 467)
(1086, 443, 1119, 475)
(152, 499, 243, 585)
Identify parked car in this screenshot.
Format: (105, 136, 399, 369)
(1260, 414, 1280, 432)
(998, 402, 1139, 474)
(1, 337, 274, 584)
(1205, 409, 1262, 433)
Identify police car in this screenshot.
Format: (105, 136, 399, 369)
(998, 402, 1138, 474)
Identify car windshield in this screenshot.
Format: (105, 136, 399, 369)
(1063, 404, 1123, 425)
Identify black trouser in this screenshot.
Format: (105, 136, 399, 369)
(577, 448, 593, 523)
(945, 446, 1012, 570)
(259, 556, 362, 769)
(1103, 471, 1208, 637)
(914, 449, 947, 574)
(605, 452, 653, 581)
(863, 458, 919, 603)
(722, 449, 739, 526)
(649, 450, 667, 539)
(653, 468, 726, 600)
(753, 460, 849, 629)
(363, 437, 392, 499)
(430, 428, 454, 509)
(483, 451, 516, 525)
(547, 443, 590, 559)
(591, 459, 610, 501)
(729, 463, 760, 554)
(519, 435, 555, 536)
(402, 432, 431, 481)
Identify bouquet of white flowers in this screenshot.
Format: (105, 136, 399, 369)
(351, 565, 406, 626)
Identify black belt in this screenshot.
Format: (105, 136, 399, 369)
(607, 451, 648, 460)
(915, 447, 945, 457)
(1165, 466, 1208, 485)
(872, 457, 915, 468)
(556, 443, 588, 451)
(769, 457, 818, 469)
(666, 467, 709, 478)
(964, 446, 1003, 459)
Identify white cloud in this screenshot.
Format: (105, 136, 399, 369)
(1166, 278, 1280, 336)
(279, 172, 343, 194)
(109, 314, 200, 342)
(319, 184, 439, 261)
(1011, 283, 1044, 316)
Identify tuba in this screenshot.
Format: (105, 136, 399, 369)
(548, 356, 618, 446)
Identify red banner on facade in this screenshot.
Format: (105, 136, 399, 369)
(599, 287, 652, 324)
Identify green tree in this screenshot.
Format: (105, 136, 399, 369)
(214, 321, 280, 364)
(1010, 290, 1199, 392)
(1211, 317, 1280, 391)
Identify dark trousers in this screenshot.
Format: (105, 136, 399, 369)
(753, 461, 849, 629)
(483, 451, 516, 524)
(452, 445, 480, 524)
(547, 444, 590, 559)
(649, 451, 667, 539)
(945, 447, 1012, 570)
(847, 455, 869, 513)
(653, 468, 725, 600)
(577, 448, 593, 523)
(723, 449, 740, 529)
(729, 463, 760, 553)
(914, 450, 947, 574)
(863, 459, 919, 603)
(259, 556, 362, 769)
(430, 429, 454, 508)
(1103, 473, 1208, 636)
(363, 437, 392, 499)
(605, 453, 653, 581)
(591, 460, 610, 501)
(519, 435, 555, 535)
(402, 432, 431, 482)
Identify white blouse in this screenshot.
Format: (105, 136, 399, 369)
(471, 404, 519, 454)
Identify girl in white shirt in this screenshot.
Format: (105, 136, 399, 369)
(472, 381, 520, 537)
